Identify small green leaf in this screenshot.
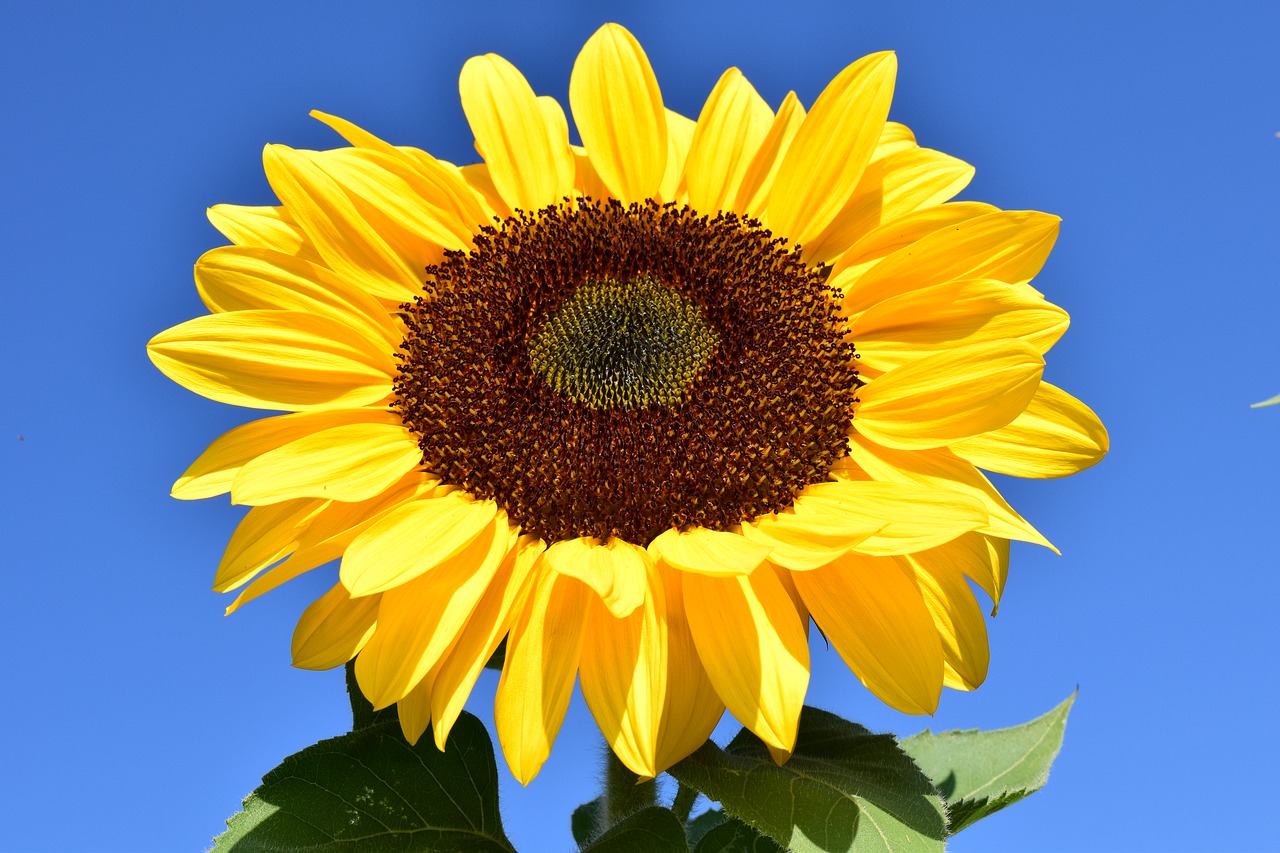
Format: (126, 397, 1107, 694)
(344, 660, 396, 731)
(580, 806, 689, 853)
(900, 692, 1075, 834)
(573, 796, 606, 848)
(1252, 392, 1280, 408)
(213, 714, 515, 852)
(686, 808, 729, 848)
(694, 815, 785, 853)
(669, 706, 947, 853)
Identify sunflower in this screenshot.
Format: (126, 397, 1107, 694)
(148, 23, 1107, 783)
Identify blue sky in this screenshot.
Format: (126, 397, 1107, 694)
(4, 2, 1279, 851)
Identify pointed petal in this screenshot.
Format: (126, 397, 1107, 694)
(460, 53, 575, 212)
(649, 527, 772, 576)
(495, 571, 590, 784)
(173, 408, 385, 500)
(734, 91, 805, 217)
(906, 547, 990, 690)
(838, 209, 1061, 316)
(832, 201, 997, 285)
(963, 533, 1010, 615)
(354, 516, 515, 708)
(580, 566, 666, 778)
(795, 553, 943, 714)
(657, 109, 695, 202)
(291, 582, 380, 670)
(846, 435, 1053, 549)
(683, 567, 809, 752)
(740, 509, 884, 571)
(683, 68, 773, 214)
(766, 52, 897, 247)
(793, 480, 988, 557)
(206, 204, 313, 257)
(851, 278, 1069, 372)
(431, 535, 545, 750)
(341, 492, 498, 597)
(231, 421, 420, 505)
(803, 146, 974, 265)
(396, 670, 437, 746)
(653, 566, 724, 770)
(855, 341, 1044, 450)
(214, 499, 327, 592)
(569, 23, 667, 202)
(544, 537, 650, 617)
(147, 310, 395, 411)
(950, 381, 1109, 478)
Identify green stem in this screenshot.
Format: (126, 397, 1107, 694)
(603, 746, 657, 827)
(671, 781, 698, 824)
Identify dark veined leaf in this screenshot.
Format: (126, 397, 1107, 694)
(573, 796, 606, 848)
(669, 706, 946, 853)
(213, 714, 514, 852)
(580, 806, 689, 853)
(686, 808, 729, 848)
(693, 814, 785, 853)
(900, 692, 1075, 834)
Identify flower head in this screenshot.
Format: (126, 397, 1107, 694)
(148, 23, 1107, 783)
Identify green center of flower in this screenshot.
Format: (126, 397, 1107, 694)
(527, 276, 718, 410)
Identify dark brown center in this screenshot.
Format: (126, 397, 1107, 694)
(394, 198, 860, 544)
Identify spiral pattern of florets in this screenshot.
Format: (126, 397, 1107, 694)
(395, 198, 860, 544)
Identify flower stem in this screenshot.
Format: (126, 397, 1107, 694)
(671, 781, 698, 824)
(603, 746, 657, 826)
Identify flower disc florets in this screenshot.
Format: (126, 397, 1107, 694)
(394, 199, 861, 543)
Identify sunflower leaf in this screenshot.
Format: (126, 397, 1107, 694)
(573, 795, 606, 848)
(212, 714, 515, 852)
(579, 806, 689, 853)
(686, 808, 730, 847)
(899, 691, 1075, 834)
(693, 814, 785, 853)
(668, 706, 947, 853)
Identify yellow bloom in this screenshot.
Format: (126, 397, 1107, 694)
(148, 23, 1107, 784)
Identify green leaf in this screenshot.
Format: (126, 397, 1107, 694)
(213, 714, 515, 852)
(899, 692, 1075, 834)
(686, 808, 729, 848)
(693, 816, 784, 853)
(345, 660, 396, 731)
(580, 806, 689, 853)
(668, 706, 947, 853)
(573, 796, 606, 848)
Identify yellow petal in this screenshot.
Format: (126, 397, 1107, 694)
(430, 536, 545, 750)
(214, 499, 327, 592)
(850, 278, 1069, 372)
(291, 582, 380, 670)
(950, 381, 1109, 478)
(766, 52, 897, 247)
(147, 310, 395, 411)
(224, 474, 437, 613)
(839, 209, 1061, 316)
(871, 121, 918, 161)
(803, 146, 975, 264)
(740, 510, 884, 571)
(340, 492, 498, 597)
(657, 109, 695, 203)
(569, 23, 666, 203)
(580, 566, 666, 778)
(653, 566, 724, 771)
(682, 68, 773, 214)
(354, 516, 515, 708)
(832, 201, 998, 284)
(231, 421, 420, 506)
(683, 567, 808, 752)
(396, 669, 437, 746)
(543, 537, 650, 617)
(794, 553, 942, 714)
(734, 91, 805, 217)
(792, 480, 988, 557)
(495, 570, 590, 784)
(855, 340, 1044, 450)
(460, 53, 575, 212)
(206, 204, 313, 257)
(195, 245, 397, 347)
(649, 527, 772, 576)
(173, 408, 385, 500)
(906, 547, 990, 691)
(959, 533, 1010, 615)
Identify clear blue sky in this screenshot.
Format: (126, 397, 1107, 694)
(4, 2, 1278, 850)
